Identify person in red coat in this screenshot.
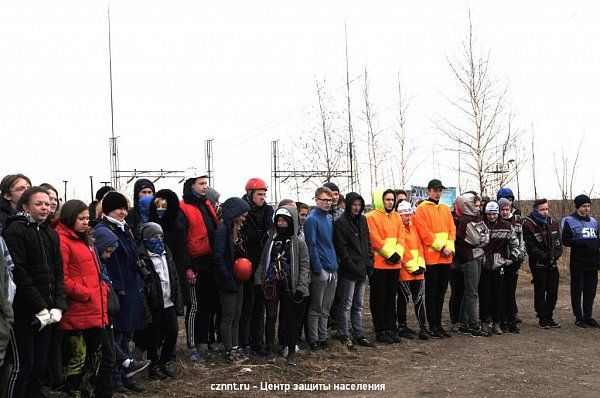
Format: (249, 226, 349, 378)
(54, 200, 109, 397)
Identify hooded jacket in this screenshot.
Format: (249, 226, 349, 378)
(255, 206, 311, 296)
(455, 193, 490, 265)
(213, 197, 250, 293)
(561, 211, 600, 270)
(523, 213, 563, 269)
(54, 222, 109, 330)
(413, 196, 456, 265)
(0, 197, 15, 235)
(241, 193, 274, 275)
(3, 213, 67, 318)
(366, 188, 406, 270)
(126, 179, 155, 234)
(304, 204, 338, 275)
(149, 189, 191, 305)
(180, 178, 219, 262)
(333, 192, 374, 280)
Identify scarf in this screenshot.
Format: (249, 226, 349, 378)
(156, 209, 166, 219)
(144, 236, 165, 255)
(531, 208, 550, 226)
(105, 216, 126, 232)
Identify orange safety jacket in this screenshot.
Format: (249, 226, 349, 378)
(366, 188, 406, 270)
(400, 222, 425, 281)
(412, 199, 456, 265)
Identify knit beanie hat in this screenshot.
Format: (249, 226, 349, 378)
(102, 192, 129, 215)
(95, 185, 115, 201)
(574, 194, 591, 209)
(140, 222, 163, 240)
(498, 198, 512, 209)
(323, 182, 339, 193)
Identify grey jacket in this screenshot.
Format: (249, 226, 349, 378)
(0, 237, 15, 367)
(254, 206, 311, 297)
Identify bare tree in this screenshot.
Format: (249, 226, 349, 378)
(531, 126, 538, 199)
(363, 68, 384, 194)
(394, 74, 418, 190)
(553, 136, 584, 218)
(435, 12, 520, 196)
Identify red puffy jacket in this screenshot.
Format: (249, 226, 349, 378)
(55, 222, 109, 330)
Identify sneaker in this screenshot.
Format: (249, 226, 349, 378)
(500, 322, 509, 333)
(576, 319, 589, 328)
(287, 352, 298, 366)
(200, 348, 218, 360)
(342, 337, 356, 351)
(252, 345, 268, 357)
(266, 351, 276, 364)
(398, 326, 415, 339)
(149, 363, 167, 380)
(470, 327, 488, 337)
(481, 323, 493, 336)
(387, 331, 402, 343)
(234, 348, 249, 363)
(547, 318, 561, 328)
(318, 340, 331, 350)
(428, 328, 444, 339)
(507, 323, 521, 334)
(354, 336, 376, 347)
(584, 318, 600, 328)
(538, 318, 550, 329)
(159, 362, 177, 378)
(457, 325, 471, 334)
(124, 359, 150, 378)
(281, 346, 289, 358)
(209, 342, 224, 352)
(492, 323, 503, 335)
(450, 323, 461, 333)
(438, 326, 451, 338)
(242, 345, 253, 358)
(376, 332, 395, 344)
(309, 341, 320, 351)
(189, 350, 205, 365)
(418, 328, 429, 340)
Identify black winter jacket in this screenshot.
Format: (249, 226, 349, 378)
(523, 214, 563, 269)
(561, 211, 600, 271)
(3, 214, 67, 318)
(240, 194, 274, 274)
(333, 193, 374, 280)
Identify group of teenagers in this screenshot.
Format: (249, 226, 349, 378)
(0, 172, 599, 398)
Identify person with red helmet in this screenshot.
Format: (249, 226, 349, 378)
(239, 178, 274, 357)
(213, 197, 250, 363)
(254, 205, 310, 366)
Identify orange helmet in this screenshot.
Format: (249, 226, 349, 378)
(245, 178, 268, 191)
(233, 258, 253, 282)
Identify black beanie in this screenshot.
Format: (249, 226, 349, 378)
(95, 186, 114, 201)
(323, 181, 339, 193)
(102, 192, 129, 215)
(574, 194, 591, 209)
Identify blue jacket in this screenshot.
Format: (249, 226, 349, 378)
(304, 208, 337, 274)
(94, 219, 146, 332)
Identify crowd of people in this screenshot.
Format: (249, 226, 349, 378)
(0, 172, 598, 397)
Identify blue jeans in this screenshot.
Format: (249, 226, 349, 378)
(337, 277, 365, 339)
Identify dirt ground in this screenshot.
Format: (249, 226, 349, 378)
(130, 261, 600, 398)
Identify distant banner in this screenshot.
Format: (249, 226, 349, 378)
(410, 186, 457, 209)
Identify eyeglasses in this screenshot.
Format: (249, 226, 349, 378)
(317, 198, 333, 203)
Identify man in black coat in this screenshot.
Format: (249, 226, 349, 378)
(333, 192, 375, 349)
(126, 179, 155, 236)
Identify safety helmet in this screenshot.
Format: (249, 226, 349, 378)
(233, 258, 253, 282)
(245, 178, 268, 191)
(485, 201, 500, 214)
(397, 200, 413, 215)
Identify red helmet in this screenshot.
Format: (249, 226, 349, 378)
(245, 178, 268, 191)
(233, 258, 253, 282)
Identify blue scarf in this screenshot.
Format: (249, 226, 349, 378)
(531, 208, 550, 226)
(144, 236, 165, 255)
(156, 209, 166, 219)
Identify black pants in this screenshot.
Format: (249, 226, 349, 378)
(265, 285, 301, 353)
(0, 328, 18, 398)
(146, 306, 179, 365)
(425, 264, 450, 329)
(397, 280, 426, 329)
(369, 269, 399, 333)
(185, 258, 219, 347)
(502, 263, 520, 323)
(12, 317, 52, 398)
(532, 266, 559, 319)
(219, 288, 244, 351)
(239, 282, 265, 348)
(63, 328, 104, 396)
(570, 266, 598, 320)
(448, 268, 464, 324)
(95, 326, 118, 398)
(296, 296, 310, 340)
(479, 268, 504, 323)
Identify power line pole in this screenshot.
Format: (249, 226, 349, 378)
(107, 6, 120, 190)
(205, 139, 215, 186)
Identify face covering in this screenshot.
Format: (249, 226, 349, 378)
(156, 209, 166, 219)
(144, 236, 165, 255)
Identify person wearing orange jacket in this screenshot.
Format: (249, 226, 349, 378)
(396, 201, 428, 341)
(413, 179, 456, 339)
(366, 188, 405, 344)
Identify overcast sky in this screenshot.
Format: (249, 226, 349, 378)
(1, 0, 598, 204)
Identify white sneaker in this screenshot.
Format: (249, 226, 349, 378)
(282, 346, 289, 358)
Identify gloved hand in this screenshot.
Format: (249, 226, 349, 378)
(49, 308, 63, 323)
(387, 252, 401, 264)
(186, 269, 197, 285)
(293, 290, 304, 301)
(411, 267, 425, 276)
(35, 309, 52, 331)
(117, 290, 126, 303)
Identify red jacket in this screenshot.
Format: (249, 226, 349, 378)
(55, 222, 109, 330)
(180, 200, 219, 259)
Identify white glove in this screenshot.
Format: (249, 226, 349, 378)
(318, 269, 330, 282)
(35, 309, 52, 331)
(49, 308, 63, 323)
